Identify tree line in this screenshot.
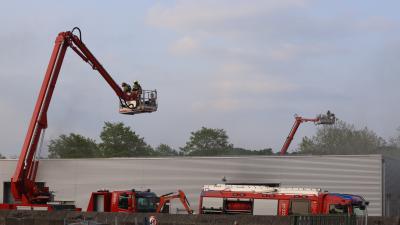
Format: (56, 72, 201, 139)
(295, 120, 400, 156)
(47, 122, 272, 158)
(1, 120, 399, 159)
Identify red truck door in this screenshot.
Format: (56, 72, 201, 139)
(278, 200, 290, 216)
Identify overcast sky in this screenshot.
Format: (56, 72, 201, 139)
(1, 1, 400, 157)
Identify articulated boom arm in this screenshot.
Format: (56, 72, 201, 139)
(11, 28, 130, 204)
(156, 190, 193, 214)
(279, 111, 335, 155)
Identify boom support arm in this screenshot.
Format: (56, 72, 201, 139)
(279, 111, 336, 155)
(11, 28, 128, 204)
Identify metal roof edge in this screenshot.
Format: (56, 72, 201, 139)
(0, 154, 384, 161)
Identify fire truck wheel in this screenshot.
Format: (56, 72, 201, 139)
(149, 216, 158, 225)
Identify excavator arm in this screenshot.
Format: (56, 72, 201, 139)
(10, 28, 148, 204)
(156, 190, 193, 214)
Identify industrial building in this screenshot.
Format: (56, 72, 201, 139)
(0, 155, 398, 216)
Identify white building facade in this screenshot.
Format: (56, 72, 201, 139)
(0, 155, 398, 216)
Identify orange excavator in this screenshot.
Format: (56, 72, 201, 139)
(0, 28, 157, 211)
(280, 111, 336, 155)
(157, 190, 193, 214)
(87, 189, 193, 214)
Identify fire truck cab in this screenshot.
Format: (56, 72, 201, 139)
(87, 189, 159, 213)
(87, 189, 193, 214)
(199, 184, 368, 216)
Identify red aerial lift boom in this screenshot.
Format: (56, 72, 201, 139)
(279, 111, 335, 155)
(1, 28, 157, 210)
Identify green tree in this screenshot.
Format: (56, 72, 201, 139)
(389, 127, 400, 148)
(48, 133, 99, 158)
(155, 144, 179, 156)
(382, 127, 400, 156)
(181, 127, 233, 156)
(99, 122, 153, 157)
(0, 153, 5, 159)
(224, 147, 273, 155)
(296, 120, 386, 155)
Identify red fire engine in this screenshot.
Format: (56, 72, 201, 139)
(199, 184, 368, 216)
(87, 189, 193, 214)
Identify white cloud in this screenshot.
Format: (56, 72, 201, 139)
(214, 63, 297, 95)
(191, 98, 241, 112)
(354, 16, 398, 32)
(192, 97, 268, 112)
(148, 0, 336, 66)
(147, 0, 308, 31)
(169, 36, 200, 55)
(268, 43, 301, 61)
(191, 62, 297, 112)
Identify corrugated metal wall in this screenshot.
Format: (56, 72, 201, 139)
(0, 155, 385, 215)
(383, 156, 400, 216)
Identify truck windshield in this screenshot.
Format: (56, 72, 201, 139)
(137, 197, 157, 212)
(329, 204, 348, 214)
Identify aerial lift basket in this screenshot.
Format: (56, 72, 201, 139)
(315, 111, 335, 125)
(119, 90, 158, 115)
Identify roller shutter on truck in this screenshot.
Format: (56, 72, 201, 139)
(253, 199, 278, 215)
